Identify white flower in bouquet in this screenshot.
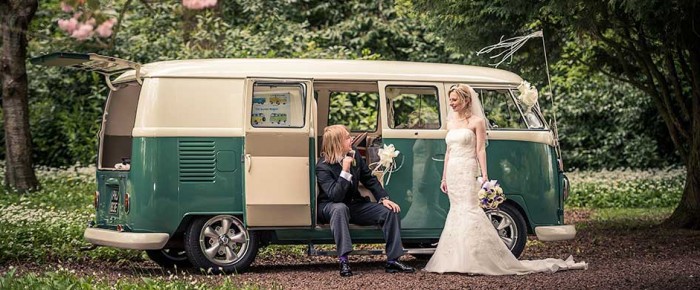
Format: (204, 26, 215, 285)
(517, 81, 539, 110)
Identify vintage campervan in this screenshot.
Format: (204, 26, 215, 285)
(31, 53, 575, 274)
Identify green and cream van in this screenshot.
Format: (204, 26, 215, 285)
(32, 53, 575, 273)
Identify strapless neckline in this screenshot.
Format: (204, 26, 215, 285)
(449, 128, 476, 136)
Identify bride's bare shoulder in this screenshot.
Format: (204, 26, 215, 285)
(470, 116, 486, 126)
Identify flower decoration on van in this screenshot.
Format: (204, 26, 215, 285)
(517, 81, 539, 111)
(477, 178, 505, 210)
(369, 144, 401, 185)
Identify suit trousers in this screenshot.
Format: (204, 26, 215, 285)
(319, 201, 404, 261)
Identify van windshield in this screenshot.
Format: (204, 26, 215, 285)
(99, 82, 141, 169)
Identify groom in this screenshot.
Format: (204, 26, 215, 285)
(316, 125, 415, 277)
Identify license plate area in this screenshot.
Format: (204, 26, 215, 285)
(109, 188, 119, 214)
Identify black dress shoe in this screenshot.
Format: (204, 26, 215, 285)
(340, 260, 353, 277)
(385, 261, 415, 273)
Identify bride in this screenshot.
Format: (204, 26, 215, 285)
(423, 84, 587, 275)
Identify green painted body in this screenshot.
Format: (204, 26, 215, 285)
(96, 132, 564, 244)
(96, 137, 244, 234)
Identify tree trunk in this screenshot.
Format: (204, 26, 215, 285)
(663, 135, 700, 229)
(0, 0, 39, 192)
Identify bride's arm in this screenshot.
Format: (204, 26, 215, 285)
(475, 117, 488, 181)
(440, 147, 450, 193)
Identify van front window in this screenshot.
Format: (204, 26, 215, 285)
(478, 89, 530, 129)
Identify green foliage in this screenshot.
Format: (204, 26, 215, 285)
(565, 168, 685, 208)
(0, 267, 274, 289)
(328, 92, 379, 131)
(409, 0, 693, 171)
(10, 0, 465, 168)
(553, 72, 679, 169)
(0, 165, 142, 264)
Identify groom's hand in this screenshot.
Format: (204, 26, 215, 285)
(381, 199, 400, 213)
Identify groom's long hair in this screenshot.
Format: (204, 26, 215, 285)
(321, 125, 349, 164)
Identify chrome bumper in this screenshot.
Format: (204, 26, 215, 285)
(534, 225, 576, 241)
(84, 228, 169, 250)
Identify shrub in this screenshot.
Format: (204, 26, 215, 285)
(565, 168, 685, 208)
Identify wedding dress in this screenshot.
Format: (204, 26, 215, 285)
(423, 128, 587, 275)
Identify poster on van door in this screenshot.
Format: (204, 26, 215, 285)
(251, 92, 291, 127)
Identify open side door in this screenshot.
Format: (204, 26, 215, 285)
(30, 52, 142, 90)
(243, 79, 314, 227)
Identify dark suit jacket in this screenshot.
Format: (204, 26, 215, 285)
(316, 147, 388, 205)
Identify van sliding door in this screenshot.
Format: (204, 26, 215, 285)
(243, 79, 313, 227)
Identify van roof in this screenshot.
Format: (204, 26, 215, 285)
(114, 58, 522, 85)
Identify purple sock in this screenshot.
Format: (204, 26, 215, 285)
(339, 255, 348, 263)
(388, 259, 397, 264)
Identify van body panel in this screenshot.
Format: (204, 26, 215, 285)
(112, 59, 523, 84)
(382, 138, 450, 229)
(121, 137, 243, 234)
(486, 139, 561, 225)
(133, 78, 246, 138)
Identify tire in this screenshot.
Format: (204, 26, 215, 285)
(146, 249, 192, 268)
(184, 215, 259, 274)
(485, 202, 528, 258)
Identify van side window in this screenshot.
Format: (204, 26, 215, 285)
(478, 89, 527, 129)
(251, 83, 306, 128)
(386, 86, 441, 129)
(328, 92, 378, 132)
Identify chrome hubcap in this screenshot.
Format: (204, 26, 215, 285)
(199, 215, 249, 266)
(485, 209, 518, 250)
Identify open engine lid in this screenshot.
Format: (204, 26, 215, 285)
(30, 52, 142, 90)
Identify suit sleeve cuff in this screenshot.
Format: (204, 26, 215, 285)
(340, 171, 353, 182)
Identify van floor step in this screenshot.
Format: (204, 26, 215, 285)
(307, 244, 435, 256)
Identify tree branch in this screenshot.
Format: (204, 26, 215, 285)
(664, 46, 691, 121)
(637, 28, 690, 142)
(108, 0, 133, 50)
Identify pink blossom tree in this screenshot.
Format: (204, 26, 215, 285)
(56, 0, 216, 43)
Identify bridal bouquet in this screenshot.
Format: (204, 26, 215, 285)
(477, 178, 505, 209)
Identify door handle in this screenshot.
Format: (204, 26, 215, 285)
(245, 154, 252, 172)
(431, 154, 445, 162)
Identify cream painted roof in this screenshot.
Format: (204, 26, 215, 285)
(113, 58, 522, 84)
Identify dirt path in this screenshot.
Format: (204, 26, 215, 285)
(3, 209, 700, 289)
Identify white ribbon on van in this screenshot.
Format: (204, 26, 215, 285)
(369, 144, 400, 185)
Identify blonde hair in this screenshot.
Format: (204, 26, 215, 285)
(321, 125, 349, 164)
(448, 84, 473, 118)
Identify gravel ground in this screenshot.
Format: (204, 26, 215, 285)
(3, 209, 700, 289)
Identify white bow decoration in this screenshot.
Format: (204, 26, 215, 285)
(517, 81, 539, 111)
(370, 144, 400, 185)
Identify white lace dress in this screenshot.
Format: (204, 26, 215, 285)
(423, 128, 587, 275)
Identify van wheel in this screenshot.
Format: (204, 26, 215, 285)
(485, 203, 527, 258)
(146, 249, 191, 268)
(184, 215, 259, 274)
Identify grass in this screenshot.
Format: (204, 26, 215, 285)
(0, 267, 280, 290)
(589, 207, 675, 229)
